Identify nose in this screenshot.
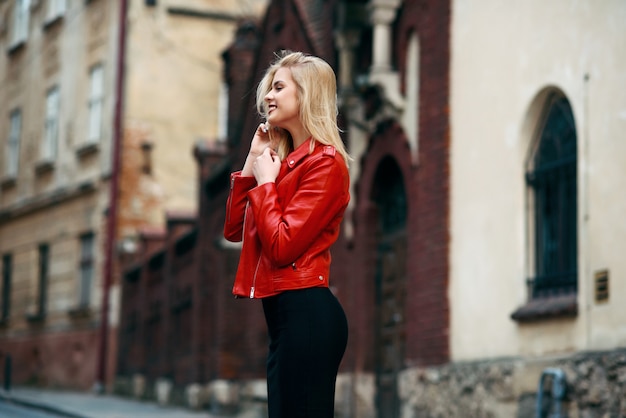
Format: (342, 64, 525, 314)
(264, 90, 273, 102)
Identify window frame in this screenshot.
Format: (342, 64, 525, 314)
(78, 233, 95, 308)
(11, 0, 31, 47)
(87, 64, 104, 143)
(526, 95, 578, 299)
(6, 109, 22, 178)
(43, 86, 60, 161)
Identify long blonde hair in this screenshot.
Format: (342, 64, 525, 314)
(256, 51, 351, 166)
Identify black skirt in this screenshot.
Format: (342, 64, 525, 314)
(262, 286, 348, 418)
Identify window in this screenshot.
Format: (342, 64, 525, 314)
(78, 233, 95, 308)
(11, 0, 31, 46)
(43, 86, 60, 161)
(46, 0, 67, 22)
(217, 81, 229, 141)
(6, 109, 22, 178)
(526, 95, 577, 298)
(1, 254, 12, 323)
(88, 64, 104, 143)
(37, 244, 49, 318)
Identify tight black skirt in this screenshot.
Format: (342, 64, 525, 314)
(262, 287, 348, 418)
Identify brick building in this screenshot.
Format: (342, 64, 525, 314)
(116, 0, 626, 417)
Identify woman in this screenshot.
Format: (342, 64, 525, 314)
(224, 51, 351, 417)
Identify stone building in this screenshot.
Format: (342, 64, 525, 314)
(116, 0, 626, 417)
(0, 0, 265, 391)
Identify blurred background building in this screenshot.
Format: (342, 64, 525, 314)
(1, 0, 625, 417)
(0, 0, 266, 392)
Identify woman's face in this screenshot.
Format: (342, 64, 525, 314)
(264, 67, 300, 131)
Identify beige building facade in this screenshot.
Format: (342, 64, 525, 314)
(449, 0, 626, 363)
(0, 0, 121, 389)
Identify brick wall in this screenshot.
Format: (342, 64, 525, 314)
(397, 0, 451, 366)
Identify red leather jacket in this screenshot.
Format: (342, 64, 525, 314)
(224, 139, 350, 298)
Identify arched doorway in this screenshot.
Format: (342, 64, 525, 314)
(371, 156, 408, 418)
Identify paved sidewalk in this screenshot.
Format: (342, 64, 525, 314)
(0, 387, 220, 418)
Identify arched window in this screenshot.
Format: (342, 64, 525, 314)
(526, 95, 577, 298)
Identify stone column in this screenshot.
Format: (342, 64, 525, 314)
(368, 0, 402, 74)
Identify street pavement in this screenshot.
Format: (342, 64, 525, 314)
(0, 399, 65, 418)
(0, 388, 222, 418)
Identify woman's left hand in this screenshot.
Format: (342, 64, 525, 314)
(253, 148, 281, 185)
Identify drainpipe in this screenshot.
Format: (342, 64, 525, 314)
(96, 0, 128, 392)
(536, 368, 567, 418)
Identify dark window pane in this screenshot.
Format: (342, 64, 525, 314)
(528, 96, 578, 297)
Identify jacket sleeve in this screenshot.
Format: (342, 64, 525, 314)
(223, 171, 257, 242)
(247, 157, 350, 267)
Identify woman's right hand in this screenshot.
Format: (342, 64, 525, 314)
(249, 122, 272, 157)
(242, 122, 273, 177)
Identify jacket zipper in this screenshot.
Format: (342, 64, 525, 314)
(250, 256, 261, 298)
(241, 201, 261, 298)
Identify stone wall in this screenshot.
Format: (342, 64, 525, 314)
(397, 348, 626, 418)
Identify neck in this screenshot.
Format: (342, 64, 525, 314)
(286, 123, 310, 149)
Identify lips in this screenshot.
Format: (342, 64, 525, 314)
(268, 104, 277, 114)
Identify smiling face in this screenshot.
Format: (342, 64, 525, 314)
(264, 67, 301, 133)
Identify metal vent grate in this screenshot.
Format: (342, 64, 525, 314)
(594, 270, 609, 303)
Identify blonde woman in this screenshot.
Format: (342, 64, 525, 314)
(224, 51, 350, 417)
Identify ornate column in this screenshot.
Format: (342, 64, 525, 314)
(368, 0, 402, 74)
(367, 0, 404, 110)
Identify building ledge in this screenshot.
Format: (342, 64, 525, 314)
(25, 312, 45, 324)
(43, 15, 64, 31)
(76, 142, 100, 159)
(7, 40, 25, 56)
(510, 293, 578, 323)
(0, 176, 16, 191)
(0, 180, 97, 224)
(167, 7, 238, 22)
(34, 159, 55, 176)
(68, 306, 92, 319)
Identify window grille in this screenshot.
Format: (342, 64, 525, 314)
(6, 110, 21, 178)
(526, 96, 577, 298)
(88, 64, 104, 143)
(43, 86, 60, 160)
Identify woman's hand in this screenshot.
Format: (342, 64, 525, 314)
(242, 123, 274, 176)
(253, 148, 281, 185)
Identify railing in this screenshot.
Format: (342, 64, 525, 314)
(536, 368, 567, 418)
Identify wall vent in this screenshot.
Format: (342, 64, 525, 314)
(594, 270, 609, 303)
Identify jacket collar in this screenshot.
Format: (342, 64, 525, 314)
(285, 137, 314, 169)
